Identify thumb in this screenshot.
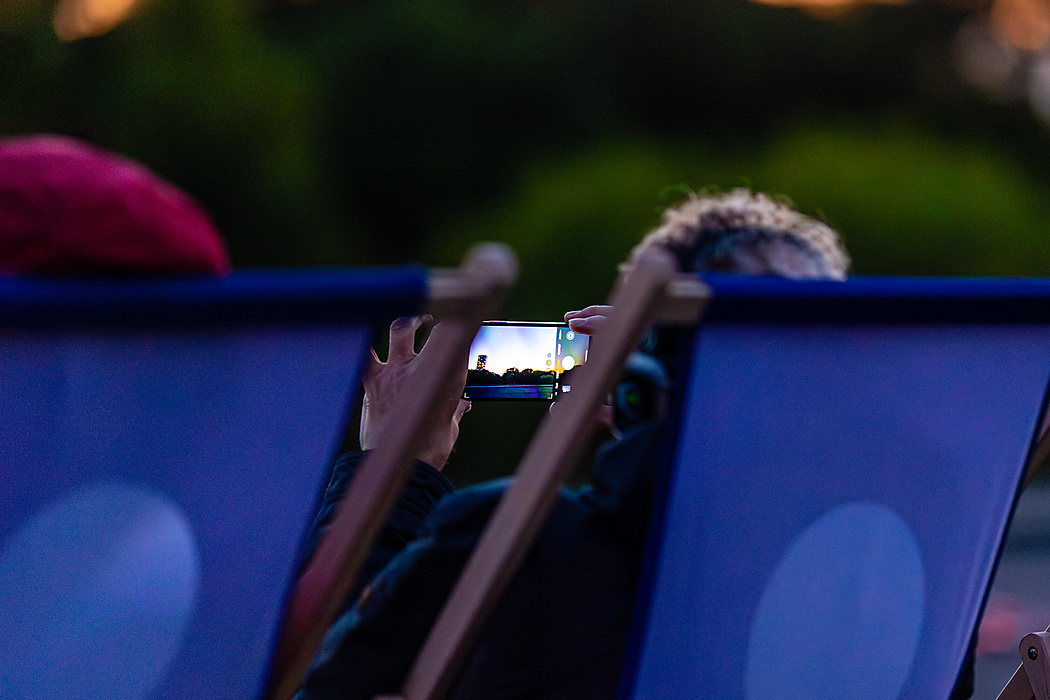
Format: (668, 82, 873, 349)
(362, 347, 383, 389)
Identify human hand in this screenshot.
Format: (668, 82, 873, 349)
(564, 305, 612, 337)
(560, 305, 616, 432)
(360, 315, 471, 470)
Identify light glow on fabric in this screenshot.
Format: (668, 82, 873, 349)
(745, 502, 924, 700)
(0, 483, 199, 700)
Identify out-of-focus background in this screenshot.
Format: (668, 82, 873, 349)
(5, 2, 1050, 693)
(6, 1, 1050, 299)
(7, 0, 1050, 475)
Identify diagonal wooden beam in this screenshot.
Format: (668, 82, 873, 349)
(385, 248, 709, 700)
(267, 243, 517, 700)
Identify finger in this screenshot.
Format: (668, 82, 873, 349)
(567, 314, 608, 336)
(387, 315, 429, 363)
(453, 399, 471, 425)
(361, 348, 382, 392)
(419, 318, 461, 349)
(368, 346, 383, 371)
(418, 320, 473, 381)
(564, 305, 612, 321)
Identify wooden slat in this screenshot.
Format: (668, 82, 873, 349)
(997, 632, 1042, 700)
(390, 250, 709, 700)
(992, 356, 1050, 699)
(266, 243, 517, 700)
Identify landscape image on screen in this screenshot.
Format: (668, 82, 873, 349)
(465, 325, 558, 399)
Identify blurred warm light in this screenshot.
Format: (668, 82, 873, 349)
(750, 0, 1050, 53)
(52, 0, 148, 40)
(1028, 52, 1050, 119)
(752, 0, 1050, 128)
(991, 0, 1050, 50)
(954, 18, 1025, 98)
(749, 0, 909, 11)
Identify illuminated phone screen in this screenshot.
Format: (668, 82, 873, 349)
(464, 321, 590, 400)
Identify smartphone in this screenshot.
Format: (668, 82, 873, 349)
(464, 321, 590, 400)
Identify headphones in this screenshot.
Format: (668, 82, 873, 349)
(612, 350, 671, 438)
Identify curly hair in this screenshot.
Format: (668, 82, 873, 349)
(627, 189, 850, 280)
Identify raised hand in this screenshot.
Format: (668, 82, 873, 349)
(360, 315, 471, 470)
(564, 305, 612, 337)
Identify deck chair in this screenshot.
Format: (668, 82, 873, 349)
(976, 406, 1050, 690)
(624, 274, 1050, 699)
(380, 247, 708, 700)
(390, 265, 1050, 700)
(0, 244, 515, 700)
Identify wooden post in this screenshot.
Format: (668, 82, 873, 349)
(266, 243, 517, 700)
(992, 410, 1050, 700)
(1022, 632, 1050, 700)
(387, 248, 709, 700)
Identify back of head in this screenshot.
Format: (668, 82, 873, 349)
(0, 134, 230, 276)
(628, 189, 849, 281)
(610, 190, 850, 435)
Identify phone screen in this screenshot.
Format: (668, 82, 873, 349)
(464, 321, 590, 400)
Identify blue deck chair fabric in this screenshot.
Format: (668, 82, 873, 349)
(624, 275, 1050, 700)
(0, 269, 425, 700)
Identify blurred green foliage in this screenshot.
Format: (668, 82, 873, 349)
(2, 0, 1047, 276)
(753, 123, 1050, 277)
(3, 0, 1050, 480)
(434, 122, 1050, 320)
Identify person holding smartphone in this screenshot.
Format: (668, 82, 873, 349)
(296, 189, 853, 700)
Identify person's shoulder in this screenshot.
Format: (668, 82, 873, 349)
(427, 477, 588, 538)
(428, 478, 511, 532)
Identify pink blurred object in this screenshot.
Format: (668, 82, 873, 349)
(978, 594, 1050, 656)
(978, 596, 1025, 655)
(0, 134, 230, 276)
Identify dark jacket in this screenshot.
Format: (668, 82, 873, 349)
(299, 451, 454, 608)
(295, 421, 666, 700)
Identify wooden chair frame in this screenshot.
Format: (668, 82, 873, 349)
(378, 247, 710, 700)
(993, 416, 1050, 700)
(267, 243, 517, 700)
